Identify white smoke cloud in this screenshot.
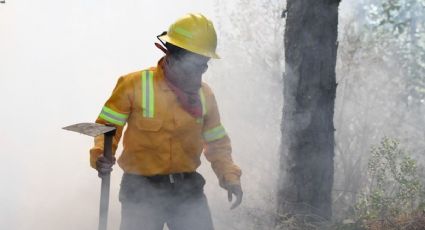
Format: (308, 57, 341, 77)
(3, 0, 421, 229)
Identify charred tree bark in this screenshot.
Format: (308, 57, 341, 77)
(278, 0, 340, 221)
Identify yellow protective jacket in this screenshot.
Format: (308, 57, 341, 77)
(90, 60, 241, 186)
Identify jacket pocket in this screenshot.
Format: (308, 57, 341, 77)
(135, 117, 162, 131)
(133, 117, 163, 149)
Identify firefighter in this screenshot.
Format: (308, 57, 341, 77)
(89, 13, 242, 230)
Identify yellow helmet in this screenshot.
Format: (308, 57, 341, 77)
(159, 13, 220, 59)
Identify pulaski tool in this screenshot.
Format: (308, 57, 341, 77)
(63, 123, 116, 230)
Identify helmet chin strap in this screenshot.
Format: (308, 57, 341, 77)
(155, 42, 167, 54)
(155, 31, 168, 54)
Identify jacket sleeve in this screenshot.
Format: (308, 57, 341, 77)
(202, 85, 242, 188)
(89, 76, 133, 169)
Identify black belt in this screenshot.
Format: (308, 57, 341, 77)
(145, 172, 196, 184)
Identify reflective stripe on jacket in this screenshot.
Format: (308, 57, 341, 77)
(90, 61, 241, 186)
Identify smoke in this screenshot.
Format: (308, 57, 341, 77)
(201, 0, 285, 229)
(0, 0, 217, 229)
(333, 0, 425, 221)
(211, 0, 425, 227)
(2, 0, 424, 229)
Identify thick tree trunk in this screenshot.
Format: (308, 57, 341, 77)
(278, 0, 340, 220)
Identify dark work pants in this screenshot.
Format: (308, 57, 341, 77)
(119, 172, 214, 230)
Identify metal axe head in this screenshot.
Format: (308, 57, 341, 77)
(63, 123, 116, 137)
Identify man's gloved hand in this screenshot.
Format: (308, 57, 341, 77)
(96, 154, 116, 177)
(226, 184, 243, 209)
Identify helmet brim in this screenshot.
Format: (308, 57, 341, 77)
(159, 34, 220, 59)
